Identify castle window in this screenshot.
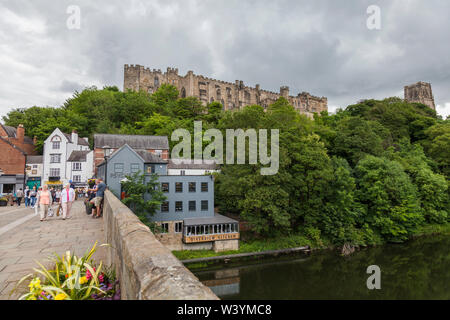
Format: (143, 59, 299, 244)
(181, 87, 186, 98)
(216, 87, 221, 100)
(154, 77, 159, 87)
(245, 91, 251, 104)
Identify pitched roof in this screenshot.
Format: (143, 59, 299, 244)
(68, 150, 91, 162)
(135, 151, 168, 164)
(62, 132, 90, 146)
(167, 159, 218, 170)
(0, 136, 27, 156)
(0, 124, 34, 144)
(94, 134, 169, 150)
(27, 155, 43, 164)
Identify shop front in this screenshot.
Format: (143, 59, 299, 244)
(183, 215, 240, 244)
(26, 177, 41, 189)
(0, 174, 24, 194)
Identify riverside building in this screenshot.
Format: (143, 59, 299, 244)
(97, 143, 239, 252)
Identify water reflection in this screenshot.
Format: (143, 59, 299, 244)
(193, 235, 450, 300)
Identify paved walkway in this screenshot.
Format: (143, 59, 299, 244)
(0, 201, 106, 300)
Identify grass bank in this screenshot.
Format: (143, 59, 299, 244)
(172, 223, 450, 261)
(172, 232, 330, 261)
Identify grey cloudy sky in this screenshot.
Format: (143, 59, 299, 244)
(1, 0, 449, 119)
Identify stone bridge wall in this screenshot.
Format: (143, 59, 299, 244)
(103, 190, 218, 300)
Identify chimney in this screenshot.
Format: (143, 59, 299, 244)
(72, 130, 78, 145)
(17, 124, 25, 143)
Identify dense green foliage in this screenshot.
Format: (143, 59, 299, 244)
(3, 85, 449, 246)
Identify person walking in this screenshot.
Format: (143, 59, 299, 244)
(39, 185, 52, 222)
(55, 188, 61, 204)
(92, 179, 106, 219)
(60, 183, 75, 220)
(30, 186, 37, 208)
(24, 186, 30, 208)
(16, 188, 23, 206)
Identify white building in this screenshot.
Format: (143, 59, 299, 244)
(67, 150, 94, 187)
(167, 160, 219, 176)
(42, 128, 92, 188)
(26, 155, 43, 189)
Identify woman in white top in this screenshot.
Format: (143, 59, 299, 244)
(60, 184, 75, 220)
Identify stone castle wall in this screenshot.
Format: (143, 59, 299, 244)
(404, 81, 436, 110)
(124, 65, 328, 116)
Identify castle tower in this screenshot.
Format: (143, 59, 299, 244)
(280, 86, 289, 99)
(404, 81, 436, 110)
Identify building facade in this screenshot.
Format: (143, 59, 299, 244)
(0, 124, 37, 194)
(124, 65, 328, 117)
(26, 155, 43, 189)
(404, 81, 436, 110)
(42, 128, 91, 188)
(67, 150, 94, 187)
(97, 144, 239, 252)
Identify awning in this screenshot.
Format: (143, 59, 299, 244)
(46, 181, 62, 185)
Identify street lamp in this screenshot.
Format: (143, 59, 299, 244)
(103, 145, 111, 185)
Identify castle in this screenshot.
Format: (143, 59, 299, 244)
(123, 65, 328, 117)
(404, 81, 436, 110)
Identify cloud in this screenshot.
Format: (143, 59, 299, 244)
(1, 0, 449, 119)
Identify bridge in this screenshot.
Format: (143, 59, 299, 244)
(0, 191, 217, 300)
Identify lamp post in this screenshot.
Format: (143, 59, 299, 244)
(103, 145, 111, 185)
(104, 155, 109, 185)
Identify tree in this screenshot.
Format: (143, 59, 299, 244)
(120, 172, 166, 225)
(332, 116, 390, 166)
(355, 156, 423, 242)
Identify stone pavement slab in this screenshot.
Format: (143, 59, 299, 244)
(0, 201, 106, 300)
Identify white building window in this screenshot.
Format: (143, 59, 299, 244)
(73, 162, 82, 171)
(52, 141, 60, 149)
(73, 175, 81, 183)
(50, 168, 60, 177)
(50, 154, 61, 163)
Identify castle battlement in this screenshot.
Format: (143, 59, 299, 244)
(123, 64, 328, 114)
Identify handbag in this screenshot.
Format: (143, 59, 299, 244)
(48, 206, 54, 217)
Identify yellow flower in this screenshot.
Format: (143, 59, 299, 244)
(28, 278, 41, 291)
(55, 293, 67, 300)
(79, 276, 88, 285)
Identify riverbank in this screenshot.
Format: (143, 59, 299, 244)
(172, 223, 450, 264)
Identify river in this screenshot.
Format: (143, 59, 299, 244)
(192, 235, 449, 299)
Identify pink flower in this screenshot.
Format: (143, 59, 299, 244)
(99, 274, 104, 283)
